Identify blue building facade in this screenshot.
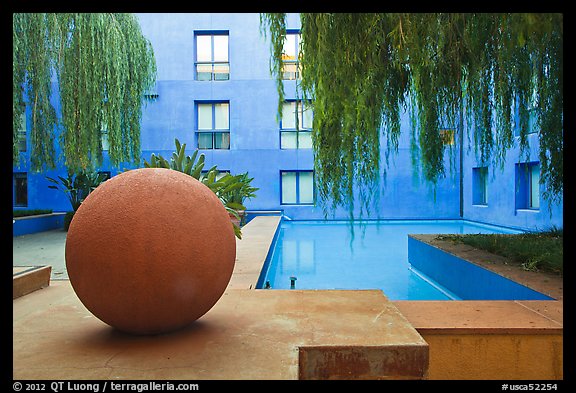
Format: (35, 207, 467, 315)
(12, 13, 563, 232)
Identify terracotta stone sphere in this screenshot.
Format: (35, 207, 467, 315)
(65, 168, 236, 335)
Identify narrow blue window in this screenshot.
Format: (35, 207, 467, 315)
(515, 162, 540, 210)
(472, 167, 488, 206)
(281, 31, 301, 80)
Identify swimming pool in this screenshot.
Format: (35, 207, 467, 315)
(256, 219, 551, 300)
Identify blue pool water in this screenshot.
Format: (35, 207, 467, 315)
(257, 219, 544, 300)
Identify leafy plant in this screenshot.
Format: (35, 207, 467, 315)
(437, 229, 563, 275)
(46, 170, 107, 229)
(217, 172, 259, 226)
(218, 172, 259, 207)
(13, 209, 53, 217)
(143, 138, 258, 239)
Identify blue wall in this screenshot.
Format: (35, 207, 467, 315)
(462, 131, 563, 230)
(408, 236, 554, 300)
(12, 13, 563, 232)
(13, 214, 66, 236)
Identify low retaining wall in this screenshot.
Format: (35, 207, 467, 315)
(407, 235, 552, 300)
(13, 213, 66, 237)
(400, 235, 563, 380)
(394, 300, 563, 380)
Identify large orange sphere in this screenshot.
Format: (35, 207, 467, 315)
(65, 168, 236, 335)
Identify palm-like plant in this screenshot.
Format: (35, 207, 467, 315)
(46, 170, 108, 229)
(217, 172, 259, 226)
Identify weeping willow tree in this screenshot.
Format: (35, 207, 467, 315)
(13, 13, 157, 173)
(261, 13, 563, 217)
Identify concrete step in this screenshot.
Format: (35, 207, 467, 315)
(13, 266, 51, 299)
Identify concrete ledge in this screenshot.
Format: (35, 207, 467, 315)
(394, 300, 562, 335)
(13, 266, 52, 299)
(227, 216, 281, 289)
(394, 300, 563, 379)
(13, 213, 66, 237)
(13, 283, 428, 380)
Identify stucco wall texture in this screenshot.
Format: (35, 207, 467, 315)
(423, 334, 563, 380)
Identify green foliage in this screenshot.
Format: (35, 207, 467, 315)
(218, 172, 259, 208)
(437, 228, 563, 275)
(46, 170, 107, 212)
(13, 209, 53, 217)
(13, 13, 58, 171)
(143, 138, 220, 193)
(13, 13, 157, 173)
(261, 13, 563, 217)
(143, 139, 259, 239)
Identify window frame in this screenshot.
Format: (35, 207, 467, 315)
(280, 170, 315, 205)
(515, 161, 540, 211)
(280, 100, 313, 150)
(13, 172, 28, 207)
(196, 101, 231, 150)
(514, 96, 538, 137)
(194, 31, 230, 81)
(472, 166, 488, 206)
(100, 122, 109, 151)
(98, 171, 111, 181)
(281, 30, 302, 80)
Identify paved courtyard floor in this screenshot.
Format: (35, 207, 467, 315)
(13, 229, 68, 280)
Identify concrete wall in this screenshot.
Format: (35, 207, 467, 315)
(12, 13, 563, 231)
(13, 213, 66, 236)
(422, 333, 563, 380)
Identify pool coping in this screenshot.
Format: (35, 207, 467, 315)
(226, 215, 282, 290)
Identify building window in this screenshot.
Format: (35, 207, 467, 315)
(472, 167, 488, 205)
(515, 162, 540, 210)
(281, 170, 314, 205)
(18, 112, 27, 152)
(440, 128, 455, 146)
(280, 100, 313, 149)
(195, 32, 229, 81)
(196, 101, 230, 150)
(13, 172, 27, 207)
(281, 31, 302, 80)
